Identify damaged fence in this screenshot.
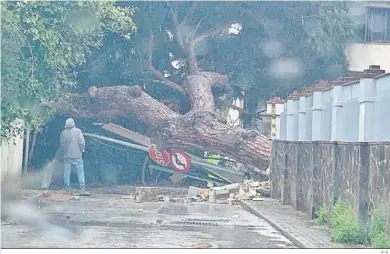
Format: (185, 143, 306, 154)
(270, 140, 390, 233)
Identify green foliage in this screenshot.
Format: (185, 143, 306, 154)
(315, 201, 390, 248)
(1, 1, 136, 140)
(371, 232, 390, 249)
(1, 1, 360, 136)
(315, 204, 329, 225)
(330, 201, 364, 244)
(370, 206, 390, 249)
(78, 2, 359, 126)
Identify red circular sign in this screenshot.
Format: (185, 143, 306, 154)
(169, 150, 191, 173)
(148, 144, 170, 166)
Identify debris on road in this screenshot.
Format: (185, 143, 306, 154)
(135, 187, 161, 202)
(187, 186, 209, 201)
(46, 193, 73, 202)
(39, 191, 73, 202)
(186, 180, 271, 203)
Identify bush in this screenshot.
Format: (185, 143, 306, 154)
(330, 201, 364, 244)
(370, 206, 390, 249)
(315, 205, 329, 225)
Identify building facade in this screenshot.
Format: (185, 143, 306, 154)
(346, 1, 390, 72)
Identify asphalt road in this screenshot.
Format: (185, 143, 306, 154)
(1, 193, 297, 248)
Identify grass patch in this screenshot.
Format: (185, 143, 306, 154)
(327, 201, 390, 247)
(370, 206, 390, 249)
(315, 204, 329, 225)
(330, 201, 364, 244)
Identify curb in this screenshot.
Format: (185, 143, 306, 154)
(239, 201, 307, 249)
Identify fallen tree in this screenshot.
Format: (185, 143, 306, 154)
(3, 2, 358, 171)
(57, 84, 271, 170)
(55, 31, 271, 170)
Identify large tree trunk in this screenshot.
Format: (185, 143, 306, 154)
(56, 85, 271, 170)
(55, 9, 272, 170)
(154, 111, 271, 169)
(186, 72, 229, 112)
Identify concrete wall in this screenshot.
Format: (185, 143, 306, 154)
(259, 97, 285, 139)
(1, 119, 25, 181)
(346, 43, 390, 73)
(270, 140, 390, 233)
(267, 66, 390, 143)
(266, 65, 390, 235)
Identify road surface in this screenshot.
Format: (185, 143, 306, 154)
(1, 192, 297, 248)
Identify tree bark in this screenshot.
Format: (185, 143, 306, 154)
(56, 85, 271, 170)
(186, 72, 228, 112)
(154, 111, 271, 170)
(56, 86, 178, 128)
(54, 18, 272, 170)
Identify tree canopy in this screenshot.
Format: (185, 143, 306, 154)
(1, 1, 136, 139)
(78, 1, 359, 123)
(1, 1, 360, 168)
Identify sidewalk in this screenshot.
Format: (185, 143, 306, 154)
(240, 199, 366, 248)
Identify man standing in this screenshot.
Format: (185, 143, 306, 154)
(60, 118, 90, 196)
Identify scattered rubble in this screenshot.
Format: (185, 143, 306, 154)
(30, 179, 270, 207)
(186, 180, 271, 204)
(39, 191, 73, 202)
(135, 187, 161, 202)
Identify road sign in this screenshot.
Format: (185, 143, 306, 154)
(148, 144, 170, 166)
(169, 150, 191, 173)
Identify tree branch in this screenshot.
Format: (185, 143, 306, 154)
(188, 26, 227, 75)
(147, 33, 186, 94)
(168, 3, 185, 50)
(56, 85, 179, 129)
(181, 1, 197, 26)
(168, 1, 198, 52)
(192, 26, 227, 46)
(191, 16, 207, 39)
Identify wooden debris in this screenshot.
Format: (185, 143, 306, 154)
(135, 187, 160, 202)
(188, 180, 271, 203)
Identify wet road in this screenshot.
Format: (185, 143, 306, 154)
(1, 193, 297, 248)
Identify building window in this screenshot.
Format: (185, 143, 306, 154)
(366, 7, 390, 42)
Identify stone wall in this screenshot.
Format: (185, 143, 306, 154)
(270, 140, 390, 232)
